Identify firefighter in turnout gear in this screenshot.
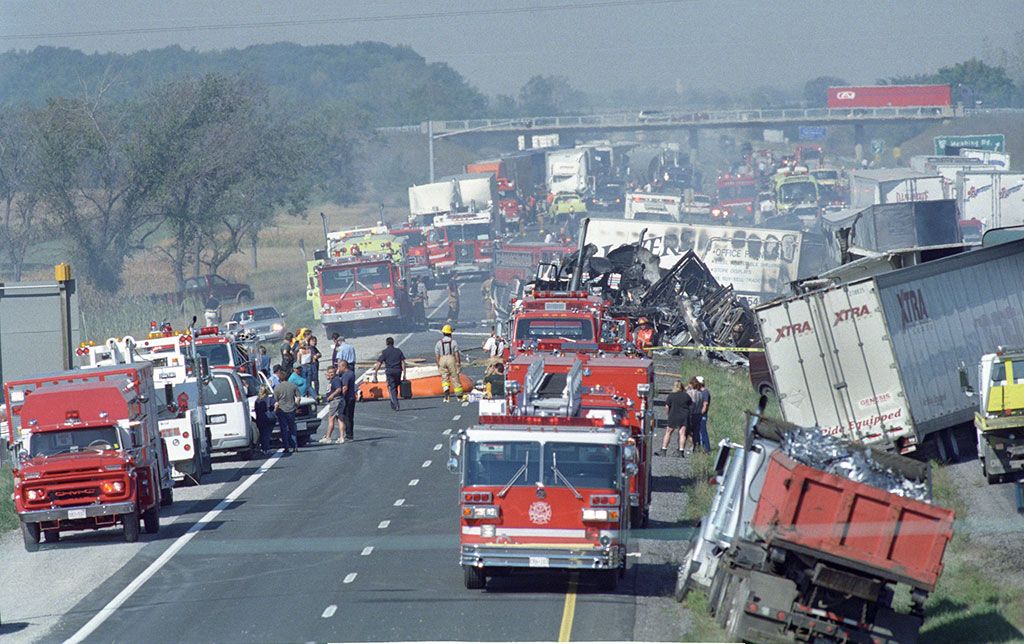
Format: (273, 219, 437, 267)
(435, 324, 466, 403)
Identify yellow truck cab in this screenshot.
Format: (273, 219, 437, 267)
(965, 349, 1024, 483)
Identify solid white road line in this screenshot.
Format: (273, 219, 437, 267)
(65, 450, 285, 644)
(361, 546, 374, 556)
(343, 573, 358, 584)
(422, 460, 432, 468)
(378, 520, 390, 529)
(394, 498, 405, 506)
(322, 605, 338, 618)
(408, 479, 419, 486)
(452, 414, 461, 421)
(433, 443, 443, 451)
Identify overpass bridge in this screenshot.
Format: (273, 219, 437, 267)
(377, 105, 961, 138)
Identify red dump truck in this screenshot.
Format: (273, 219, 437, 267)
(678, 405, 955, 643)
(5, 364, 173, 551)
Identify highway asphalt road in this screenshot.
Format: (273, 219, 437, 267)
(0, 282, 689, 642)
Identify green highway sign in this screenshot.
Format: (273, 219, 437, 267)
(871, 139, 886, 156)
(934, 134, 1005, 155)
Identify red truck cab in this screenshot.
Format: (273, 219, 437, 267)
(452, 415, 635, 590)
(714, 173, 758, 222)
(510, 291, 632, 356)
(315, 256, 411, 333)
(427, 211, 495, 279)
(503, 353, 655, 528)
(194, 326, 253, 374)
(5, 364, 172, 551)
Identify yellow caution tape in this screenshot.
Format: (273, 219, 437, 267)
(642, 344, 765, 353)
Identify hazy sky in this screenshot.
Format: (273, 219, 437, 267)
(2, 0, 1020, 97)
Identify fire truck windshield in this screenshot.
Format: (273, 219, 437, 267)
(195, 343, 231, 367)
(438, 223, 491, 242)
(515, 318, 594, 341)
(322, 265, 392, 295)
(780, 181, 817, 204)
(30, 426, 121, 457)
(544, 443, 619, 490)
(466, 441, 540, 487)
(321, 267, 355, 295)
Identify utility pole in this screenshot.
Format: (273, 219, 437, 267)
(427, 120, 435, 183)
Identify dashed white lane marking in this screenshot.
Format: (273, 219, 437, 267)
(452, 414, 461, 421)
(378, 520, 390, 529)
(361, 546, 374, 556)
(394, 498, 405, 506)
(422, 460, 432, 468)
(627, 552, 643, 557)
(64, 450, 285, 644)
(343, 573, 358, 584)
(322, 605, 337, 618)
(433, 443, 443, 451)
(409, 479, 419, 486)
(442, 429, 452, 435)
(461, 401, 469, 407)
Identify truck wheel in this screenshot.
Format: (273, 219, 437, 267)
(43, 529, 61, 543)
(981, 458, 1002, 485)
(161, 487, 174, 507)
(463, 565, 487, 589)
(143, 504, 160, 534)
(708, 568, 727, 618)
(123, 510, 141, 543)
(21, 523, 41, 552)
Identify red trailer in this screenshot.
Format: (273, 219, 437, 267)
(827, 85, 951, 109)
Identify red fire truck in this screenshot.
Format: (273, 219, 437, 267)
(313, 254, 413, 333)
(504, 353, 655, 529)
(390, 224, 434, 287)
(427, 211, 495, 279)
(193, 326, 254, 374)
(509, 291, 632, 357)
(5, 364, 173, 551)
(449, 398, 636, 590)
(714, 173, 758, 222)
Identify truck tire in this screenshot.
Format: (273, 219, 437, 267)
(463, 565, 486, 589)
(161, 487, 174, 507)
(708, 567, 727, 619)
(123, 510, 141, 543)
(143, 504, 160, 534)
(981, 458, 1002, 485)
(630, 505, 648, 529)
(715, 573, 737, 628)
(21, 523, 40, 552)
(43, 529, 61, 543)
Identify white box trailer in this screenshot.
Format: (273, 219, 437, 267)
(756, 239, 1024, 454)
(849, 169, 945, 209)
(960, 148, 1011, 170)
(409, 180, 459, 217)
(956, 171, 1024, 232)
(546, 148, 589, 195)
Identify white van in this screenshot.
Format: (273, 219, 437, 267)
(205, 369, 258, 458)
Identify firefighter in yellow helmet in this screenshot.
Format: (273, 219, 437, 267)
(435, 324, 466, 403)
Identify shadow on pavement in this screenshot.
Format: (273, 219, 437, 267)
(0, 622, 29, 635)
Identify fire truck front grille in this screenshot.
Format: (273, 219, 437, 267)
(455, 244, 474, 264)
(49, 487, 99, 502)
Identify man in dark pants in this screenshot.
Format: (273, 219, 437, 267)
(338, 359, 357, 441)
(373, 337, 407, 411)
(272, 366, 300, 454)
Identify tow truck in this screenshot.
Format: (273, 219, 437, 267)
(80, 332, 215, 484)
(448, 362, 638, 590)
(427, 210, 495, 279)
(772, 168, 820, 227)
(962, 348, 1024, 484)
(5, 364, 173, 550)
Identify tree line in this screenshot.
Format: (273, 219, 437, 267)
(0, 73, 355, 292)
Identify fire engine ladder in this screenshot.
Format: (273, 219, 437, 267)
(520, 358, 584, 417)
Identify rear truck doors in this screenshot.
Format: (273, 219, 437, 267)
(758, 281, 916, 452)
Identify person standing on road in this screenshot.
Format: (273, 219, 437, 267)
(446, 277, 460, 322)
(481, 275, 495, 324)
(435, 324, 466, 403)
(659, 380, 692, 456)
(695, 375, 712, 453)
(685, 377, 702, 455)
(203, 295, 221, 327)
(289, 364, 311, 398)
(410, 277, 427, 326)
(281, 348, 295, 375)
(257, 345, 271, 376)
(254, 386, 276, 455)
(336, 335, 356, 371)
(320, 366, 344, 444)
(373, 337, 407, 411)
(338, 359, 357, 442)
(482, 326, 505, 374)
(269, 364, 282, 387)
(306, 335, 322, 397)
(483, 361, 505, 399)
(272, 366, 300, 454)
(330, 333, 341, 368)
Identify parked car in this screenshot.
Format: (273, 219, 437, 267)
(589, 183, 625, 210)
(549, 192, 588, 217)
(205, 368, 259, 458)
(151, 274, 254, 306)
(229, 305, 287, 341)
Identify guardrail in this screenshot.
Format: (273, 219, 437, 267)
(375, 105, 978, 136)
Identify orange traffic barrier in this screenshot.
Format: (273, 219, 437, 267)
(357, 365, 474, 401)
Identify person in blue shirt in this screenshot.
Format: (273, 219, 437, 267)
(335, 335, 356, 369)
(288, 364, 311, 397)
